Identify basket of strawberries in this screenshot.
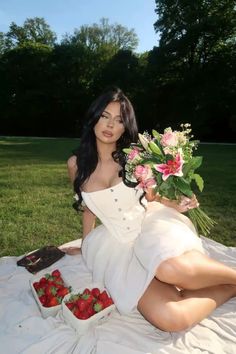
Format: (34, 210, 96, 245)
(30, 269, 71, 318)
(62, 283, 115, 334)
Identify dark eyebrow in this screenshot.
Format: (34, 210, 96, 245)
(102, 110, 110, 116)
(103, 110, 121, 118)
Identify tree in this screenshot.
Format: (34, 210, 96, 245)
(0, 43, 53, 136)
(62, 18, 138, 52)
(149, 0, 236, 141)
(6, 17, 57, 48)
(154, 0, 236, 68)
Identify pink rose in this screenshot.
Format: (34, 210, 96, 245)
(134, 165, 152, 181)
(155, 152, 184, 181)
(138, 178, 156, 190)
(161, 131, 178, 147)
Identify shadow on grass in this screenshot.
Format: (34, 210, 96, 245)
(0, 137, 80, 165)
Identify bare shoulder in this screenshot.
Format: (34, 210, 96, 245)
(67, 155, 78, 183)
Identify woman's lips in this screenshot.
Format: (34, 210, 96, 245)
(102, 131, 113, 137)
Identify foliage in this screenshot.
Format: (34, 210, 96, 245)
(5, 17, 57, 48)
(0, 9, 235, 142)
(141, 0, 236, 141)
(154, 0, 236, 66)
(62, 18, 138, 52)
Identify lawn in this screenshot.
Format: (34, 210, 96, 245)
(0, 137, 235, 257)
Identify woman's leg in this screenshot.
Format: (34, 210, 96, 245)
(137, 277, 236, 332)
(155, 250, 236, 290)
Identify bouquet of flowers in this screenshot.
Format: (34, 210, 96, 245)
(123, 123, 216, 236)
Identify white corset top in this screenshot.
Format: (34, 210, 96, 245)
(81, 182, 146, 243)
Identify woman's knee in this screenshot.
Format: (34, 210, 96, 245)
(156, 255, 197, 286)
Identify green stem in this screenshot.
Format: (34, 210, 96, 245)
(187, 207, 216, 236)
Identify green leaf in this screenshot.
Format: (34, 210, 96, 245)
(148, 141, 163, 156)
(159, 183, 176, 199)
(153, 171, 162, 185)
(182, 162, 191, 176)
(123, 148, 132, 154)
(182, 156, 203, 176)
(141, 156, 162, 164)
(190, 156, 203, 169)
(174, 177, 193, 197)
(192, 173, 204, 192)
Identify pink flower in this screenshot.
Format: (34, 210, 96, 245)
(155, 152, 184, 181)
(134, 165, 152, 181)
(138, 178, 156, 190)
(161, 130, 178, 147)
(128, 148, 141, 162)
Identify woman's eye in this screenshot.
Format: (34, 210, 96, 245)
(101, 114, 109, 119)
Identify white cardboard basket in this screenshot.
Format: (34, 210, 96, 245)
(30, 269, 68, 319)
(62, 283, 115, 334)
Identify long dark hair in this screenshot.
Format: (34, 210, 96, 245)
(73, 87, 138, 210)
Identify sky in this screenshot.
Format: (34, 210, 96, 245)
(0, 0, 158, 53)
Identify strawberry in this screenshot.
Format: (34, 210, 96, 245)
(33, 281, 41, 291)
(66, 302, 74, 310)
(76, 311, 90, 320)
(39, 295, 47, 306)
(98, 290, 109, 302)
(39, 277, 47, 285)
(47, 296, 61, 307)
(73, 307, 82, 318)
(76, 298, 88, 312)
(51, 281, 63, 289)
(91, 287, 100, 298)
(87, 304, 96, 317)
(54, 277, 64, 286)
(57, 287, 70, 298)
(93, 300, 104, 313)
(51, 269, 61, 277)
(83, 288, 91, 295)
(82, 293, 95, 305)
(45, 285, 57, 297)
(103, 298, 114, 308)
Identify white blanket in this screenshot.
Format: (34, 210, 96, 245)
(0, 237, 236, 354)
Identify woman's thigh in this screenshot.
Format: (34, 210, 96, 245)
(137, 277, 184, 331)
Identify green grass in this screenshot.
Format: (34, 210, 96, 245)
(0, 137, 235, 257)
(0, 137, 81, 257)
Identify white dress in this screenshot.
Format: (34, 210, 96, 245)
(81, 181, 204, 314)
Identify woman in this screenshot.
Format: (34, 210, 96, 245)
(61, 87, 236, 332)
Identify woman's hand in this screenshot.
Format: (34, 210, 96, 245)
(59, 239, 82, 255)
(59, 246, 82, 255)
(145, 187, 199, 213)
(145, 187, 157, 202)
(171, 194, 200, 213)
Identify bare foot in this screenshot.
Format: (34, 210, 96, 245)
(60, 247, 81, 255)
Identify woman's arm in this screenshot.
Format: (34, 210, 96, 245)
(67, 155, 77, 184)
(60, 155, 96, 255)
(145, 187, 199, 213)
(68, 155, 97, 238)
